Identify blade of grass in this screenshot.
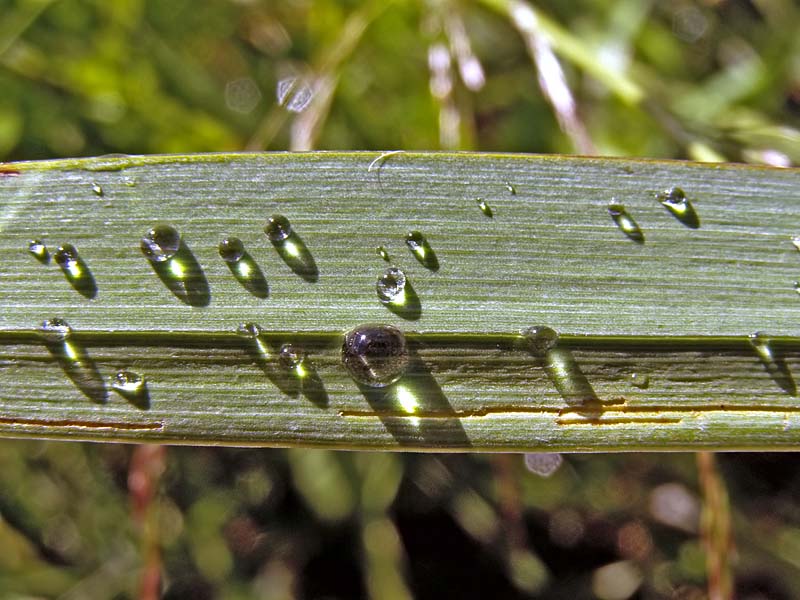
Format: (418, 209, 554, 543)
(0, 151, 799, 450)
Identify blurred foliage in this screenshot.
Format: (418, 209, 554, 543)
(1, 0, 800, 598)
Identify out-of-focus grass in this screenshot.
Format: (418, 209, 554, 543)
(1, 0, 799, 597)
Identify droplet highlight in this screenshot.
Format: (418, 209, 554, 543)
(141, 224, 181, 263)
(377, 267, 407, 303)
(264, 214, 293, 243)
(54, 244, 98, 299)
(27, 239, 49, 263)
(608, 201, 644, 243)
(91, 181, 104, 196)
(405, 231, 439, 271)
(792, 236, 800, 252)
(524, 453, 563, 477)
(748, 331, 797, 396)
(342, 324, 410, 388)
(656, 187, 700, 229)
(279, 344, 306, 372)
(39, 318, 73, 343)
(630, 372, 650, 389)
(476, 198, 493, 218)
(219, 237, 269, 298)
(376, 246, 391, 262)
(111, 370, 150, 409)
(505, 182, 517, 195)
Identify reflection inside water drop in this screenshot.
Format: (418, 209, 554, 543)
(28, 239, 49, 263)
(376, 267, 407, 303)
(522, 325, 559, 355)
(91, 182, 103, 196)
(630, 372, 650, 389)
(342, 324, 410, 388)
(141, 224, 181, 263)
(476, 198, 493, 218)
(279, 344, 306, 373)
(236, 322, 263, 339)
(219, 237, 245, 263)
(405, 231, 439, 271)
(376, 246, 391, 262)
(40, 318, 73, 343)
(111, 370, 145, 394)
(656, 187, 700, 229)
(264, 214, 293, 243)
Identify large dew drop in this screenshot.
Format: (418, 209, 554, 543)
(341, 324, 410, 388)
(264, 214, 293, 243)
(218, 236, 245, 263)
(40, 318, 73, 343)
(141, 224, 181, 263)
(111, 370, 145, 394)
(522, 325, 559, 355)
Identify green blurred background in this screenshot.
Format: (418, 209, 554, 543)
(1, 0, 800, 598)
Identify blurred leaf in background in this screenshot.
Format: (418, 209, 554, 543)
(1, 0, 800, 598)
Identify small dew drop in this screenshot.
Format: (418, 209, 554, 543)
(630, 372, 650, 389)
(39, 318, 72, 343)
(477, 198, 493, 218)
(376, 246, 391, 262)
(111, 370, 145, 394)
(376, 267, 406, 303)
(524, 453, 563, 477)
(792, 236, 800, 252)
(141, 224, 181, 263)
(522, 325, 559, 355)
(236, 322, 263, 339)
(91, 182, 104, 196)
(405, 231, 439, 271)
(53, 244, 79, 269)
(28, 239, 49, 263)
(505, 182, 517, 195)
(608, 201, 644, 243)
(794, 282, 800, 295)
(341, 324, 410, 388)
(219, 237, 245, 263)
(656, 187, 700, 228)
(278, 344, 306, 371)
(264, 214, 293, 243)
(748, 331, 771, 356)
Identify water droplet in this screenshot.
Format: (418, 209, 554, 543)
(656, 187, 700, 229)
(748, 331, 797, 396)
(524, 453, 563, 477)
(522, 325, 559, 355)
(27, 239, 49, 263)
(405, 231, 439, 271)
(630, 372, 650, 389)
(123, 176, 137, 187)
(608, 201, 644, 243)
(342, 324, 410, 388)
(476, 198, 493, 218)
(748, 331, 771, 359)
(236, 322, 263, 339)
(218, 236, 245, 263)
(794, 281, 800, 295)
(141, 224, 181, 263)
(376, 246, 391, 261)
(506, 182, 517, 195)
(264, 214, 293, 243)
(792, 236, 800, 252)
(39, 318, 72, 342)
(91, 182, 103, 196)
(53, 243, 78, 268)
(278, 344, 306, 371)
(377, 267, 406, 303)
(111, 370, 145, 394)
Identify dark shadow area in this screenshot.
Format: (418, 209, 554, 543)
(112, 382, 151, 410)
(609, 210, 645, 244)
(57, 253, 97, 299)
(538, 346, 601, 409)
(271, 231, 318, 283)
(660, 198, 701, 229)
(225, 251, 269, 299)
(382, 280, 422, 321)
(241, 337, 329, 407)
(44, 338, 108, 404)
(357, 346, 470, 447)
(148, 240, 211, 307)
(755, 348, 797, 397)
(406, 233, 440, 272)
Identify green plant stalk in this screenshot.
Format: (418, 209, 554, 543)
(0, 151, 799, 451)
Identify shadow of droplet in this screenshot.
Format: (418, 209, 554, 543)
(357, 347, 469, 447)
(538, 346, 601, 408)
(406, 232, 440, 272)
(147, 240, 211, 307)
(608, 204, 645, 244)
(225, 251, 269, 299)
(382, 280, 422, 321)
(299, 363, 329, 408)
(657, 188, 700, 229)
(55, 247, 98, 299)
(111, 377, 151, 410)
(44, 338, 107, 404)
(271, 231, 318, 282)
(751, 337, 797, 396)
